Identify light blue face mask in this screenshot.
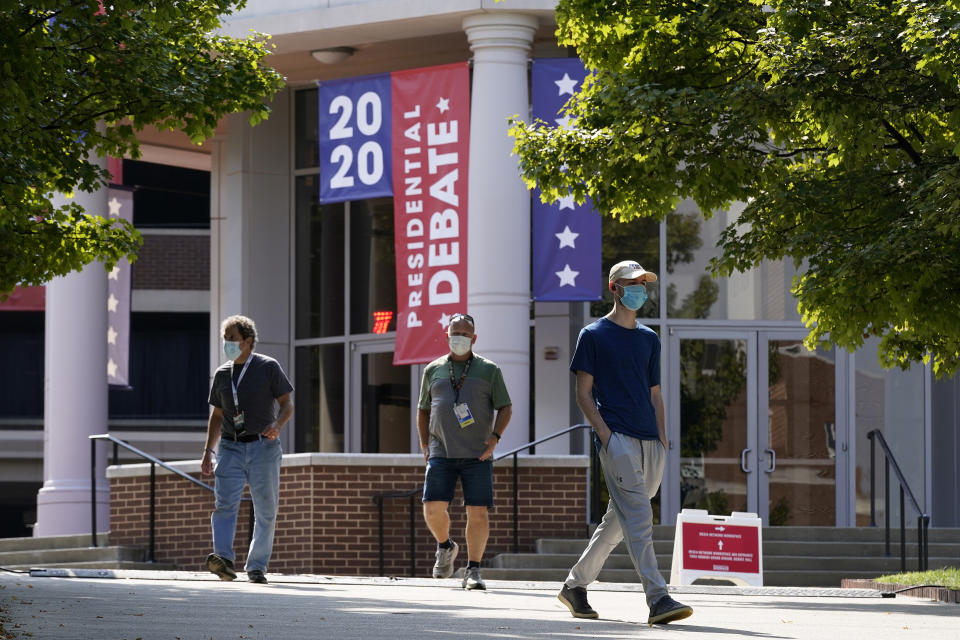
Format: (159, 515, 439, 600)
(223, 340, 242, 361)
(617, 284, 648, 311)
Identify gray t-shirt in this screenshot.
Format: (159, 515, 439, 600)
(209, 353, 294, 436)
(418, 353, 511, 459)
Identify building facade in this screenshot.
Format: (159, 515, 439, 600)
(3, 0, 959, 539)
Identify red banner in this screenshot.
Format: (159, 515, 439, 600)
(391, 63, 470, 365)
(0, 286, 45, 311)
(681, 521, 760, 574)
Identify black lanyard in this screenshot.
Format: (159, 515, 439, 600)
(447, 355, 473, 404)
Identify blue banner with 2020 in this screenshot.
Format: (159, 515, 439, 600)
(318, 73, 393, 203)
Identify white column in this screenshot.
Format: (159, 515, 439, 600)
(35, 174, 110, 537)
(463, 13, 538, 453)
(209, 93, 292, 447)
(210, 91, 291, 373)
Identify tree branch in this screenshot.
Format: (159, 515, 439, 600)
(882, 118, 923, 166)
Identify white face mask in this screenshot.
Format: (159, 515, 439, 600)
(223, 340, 242, 361)
(448, 335, 472, 356)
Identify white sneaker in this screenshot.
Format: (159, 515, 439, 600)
(432, 541, 459, 578)
(461, 565, 486, 590)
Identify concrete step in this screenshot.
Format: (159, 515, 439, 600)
(0, 546, 146, 566)
(535, 538, 960, 558)
(477, 567, 909, 588)
(0, 533, 110, 552)
(742, 526, 960, 543)
(496, 527, 960, 588)
(3, 560, 177, 572)
(492, 551, 958, 573)
(644, 525, 960, 543)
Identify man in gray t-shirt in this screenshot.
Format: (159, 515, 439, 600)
(201, 315, 293, 585)
(417, 313, 511, 591)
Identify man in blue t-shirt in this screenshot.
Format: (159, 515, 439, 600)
(557, 260, 693, 625)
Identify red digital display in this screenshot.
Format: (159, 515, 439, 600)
(372, 311, 393, 334)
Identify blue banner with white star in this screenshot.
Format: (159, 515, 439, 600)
(531, 58, 602, 301)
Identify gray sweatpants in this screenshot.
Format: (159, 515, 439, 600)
(564, 432, 667, 606)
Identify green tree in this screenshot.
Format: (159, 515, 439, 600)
(0, 1, 283, 296)
(512, 0, 960, 377)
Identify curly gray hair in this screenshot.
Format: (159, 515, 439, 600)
(221, 315, 257, 348)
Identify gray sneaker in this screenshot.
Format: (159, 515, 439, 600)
(432, 541, 459, 578)
(461, 565, 486, 590)
(647, 594, 693, 624)
(558, 584, 598, 619)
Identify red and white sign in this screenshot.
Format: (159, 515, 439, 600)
(670, 509, 763, 586)
(681, 521, 760, 573)
(391, 63, 470, 365)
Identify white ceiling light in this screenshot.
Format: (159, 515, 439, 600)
(310, 47, 356, 64)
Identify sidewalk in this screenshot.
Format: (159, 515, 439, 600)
(1, 569, 956, 640)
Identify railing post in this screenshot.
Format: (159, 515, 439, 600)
(148, 462, 156, 563)
(899, 488, 905, 573)
(513, 453, 519, 555)
(377, 496, 384, 577)
(869, 433, 876, 527)
(90, 438, 97, 548)
(884, 458, 890, 556)
(917, 513, 926, 571)
(408, 493, 416, 577)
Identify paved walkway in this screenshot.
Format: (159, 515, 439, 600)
(1, 570, 956, 639)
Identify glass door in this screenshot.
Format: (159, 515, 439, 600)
(759, 333, 837, 525)
(348, 340, 417, 453)
(668, 330, 758, 518)
(667, 330, 839, 525)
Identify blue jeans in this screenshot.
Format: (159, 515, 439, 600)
(211, 437, 282, 573)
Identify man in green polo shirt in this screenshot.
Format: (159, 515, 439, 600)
(417, 313, 512, 591)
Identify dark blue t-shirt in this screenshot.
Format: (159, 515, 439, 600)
(569, 318, 661, 440)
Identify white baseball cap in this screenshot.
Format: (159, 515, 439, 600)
(608, 260, 658, 283)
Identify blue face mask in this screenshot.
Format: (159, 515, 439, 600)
(617, 284, 648, 311)
(223, 340, 242, 361)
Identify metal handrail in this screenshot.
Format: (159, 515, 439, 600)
(867, 429, 930, 571)
(373, 423, 596, 576)
(90, 433, 253, 563)
(493, 424, 594, 553)
(374, 486, 421, 577)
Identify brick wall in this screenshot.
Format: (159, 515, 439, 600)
(108, 454, 590, 576)
(131, 233, 209, 290)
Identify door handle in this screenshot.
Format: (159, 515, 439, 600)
(740, 448, 751, 473)
(764, 448, 776, 473)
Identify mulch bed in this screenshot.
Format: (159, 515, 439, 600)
(842, 578, 960, 604)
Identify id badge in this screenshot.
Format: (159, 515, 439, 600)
(234, 411, 246, 434)
(453, 403, 475, 428)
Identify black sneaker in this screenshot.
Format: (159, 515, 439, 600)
(647, 594, 693, 624)
(247, 570, 268, 584)
(205, 553, 237, 581)
(558, 584, 598, 619)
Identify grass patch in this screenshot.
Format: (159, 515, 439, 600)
(875, 567, 960, 590)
